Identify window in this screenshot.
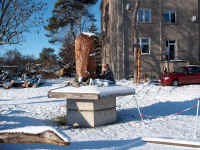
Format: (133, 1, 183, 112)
(188, 67, 200, 74)
(138, 37, 151, 54)
(176, 67, 187, 74)
(165, 40, 176, 60)
(163, 10, 176, 23)
(137, 8, 151, 23)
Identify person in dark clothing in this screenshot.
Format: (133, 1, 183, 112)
(98, 64, 115, 84)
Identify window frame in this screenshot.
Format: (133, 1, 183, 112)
(163, 10, 176, 24)
(137, 8, 152, 23)
(165, 40, 177, 60)
(138, 37, 151, 55)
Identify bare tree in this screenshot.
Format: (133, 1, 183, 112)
(0, 0, 46, 45)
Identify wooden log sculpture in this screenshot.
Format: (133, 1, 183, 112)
(75, 32, 97, 81)
(0, 126, 69, 146)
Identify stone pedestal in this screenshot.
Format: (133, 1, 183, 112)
(67, 97, 116, 127)
(48, 85, 135, 128)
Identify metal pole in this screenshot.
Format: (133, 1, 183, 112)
(133, 95, 143, 121)
(66, 99, 68, 124)
(194, 99, 200, 138)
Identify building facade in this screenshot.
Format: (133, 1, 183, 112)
(101, 0, 200, 79)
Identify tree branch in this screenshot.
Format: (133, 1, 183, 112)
(0, 0, 11, 26)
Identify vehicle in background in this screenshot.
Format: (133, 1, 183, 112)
(160, 65, 200, 86)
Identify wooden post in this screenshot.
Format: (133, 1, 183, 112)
(132, 0, 140, 83)
(137, 48, 141, 83)
(194, 99, 200, 138)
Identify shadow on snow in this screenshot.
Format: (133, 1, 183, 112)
(117, 98, 198, 122)
(0, 115, 49, 130)
(0, 137, 145, 150)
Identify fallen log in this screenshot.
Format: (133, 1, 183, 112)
(12, 80, 25, 87)
(32, 78, 41, 88)
(143, 137, 200, 148)
(21, 78, 41, 88)
(0, 126, 70, 146)
(2, 80, 14, 89)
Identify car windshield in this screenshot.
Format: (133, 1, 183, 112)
(175, 67, 187, 73)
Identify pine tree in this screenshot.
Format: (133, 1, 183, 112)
(45, 0, 97, 43)
(88, 23, 98, 33)
(39, 48, 58, 69)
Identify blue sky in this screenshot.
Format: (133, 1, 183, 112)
(0, 0, 101, 58)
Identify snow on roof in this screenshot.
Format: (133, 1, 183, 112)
(82, 32, 96, 37)
(51, 85, 135, 97)
(0, 126, 69, 142)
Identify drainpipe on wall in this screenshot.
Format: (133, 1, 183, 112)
(123, 0, 130, 79)
(199, 0, 200, 62)
(193, 0, 200, 62)
(122, 0, 125, 78)
(159, 0, 163, 73)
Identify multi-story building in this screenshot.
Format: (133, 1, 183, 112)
(101, 0, 200, 79)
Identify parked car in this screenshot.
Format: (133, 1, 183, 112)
(160, 65, 200, 86)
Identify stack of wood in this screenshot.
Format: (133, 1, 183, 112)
(0, 72, 42, 89)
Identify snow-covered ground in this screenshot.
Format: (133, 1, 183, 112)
(1, 79, 200, 150)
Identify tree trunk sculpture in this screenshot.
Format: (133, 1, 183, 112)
(75, 33, 97, 81)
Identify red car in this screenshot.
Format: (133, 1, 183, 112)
(160, 65, 200, 86)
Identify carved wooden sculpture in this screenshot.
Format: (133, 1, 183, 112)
(75, 33, 97, 81)
(0, 126, 69, 146)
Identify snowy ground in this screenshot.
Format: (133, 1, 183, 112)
(1, 78, 200, 150)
